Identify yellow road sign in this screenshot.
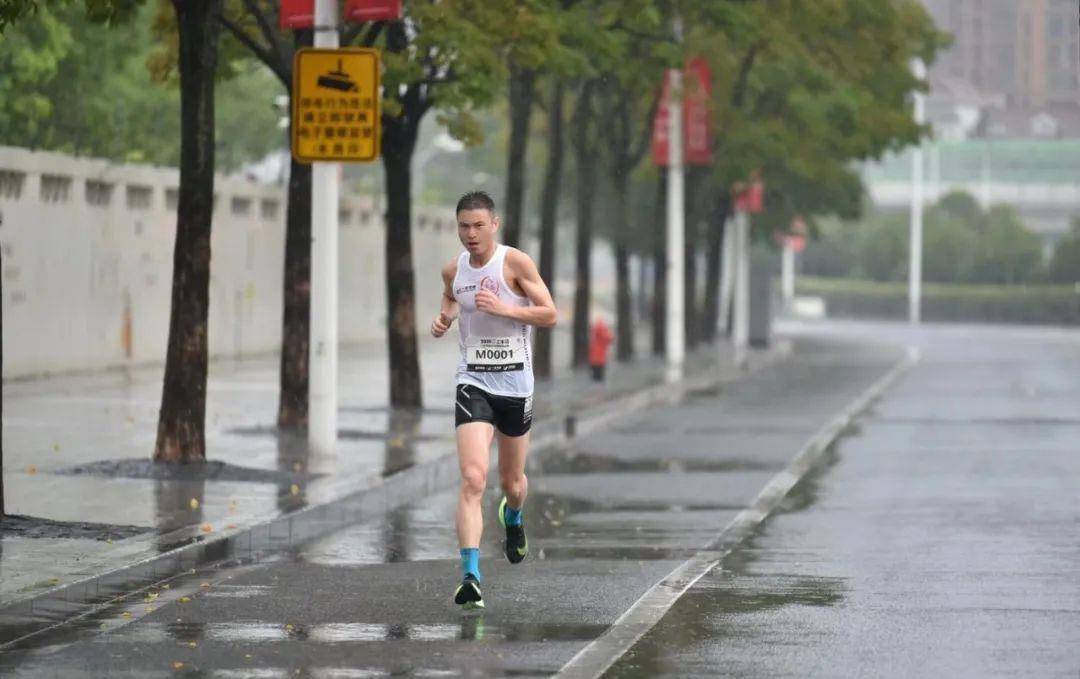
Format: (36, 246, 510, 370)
(292, 48, 380, 163)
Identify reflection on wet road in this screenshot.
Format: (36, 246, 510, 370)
(608, 322, 1080, 678)
(0, 332, 902, 677)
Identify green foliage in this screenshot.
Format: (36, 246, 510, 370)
(1049, 222, 1080, 284)
(805, 192, 1049, 286)
(693, 0, 948, 234)
(0, 0, 143, 33)
(0, 4, 283, 170)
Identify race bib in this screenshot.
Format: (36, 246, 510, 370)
(466, 336, 525, 372)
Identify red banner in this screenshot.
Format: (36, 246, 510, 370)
(733, 180, 765, 214)
(280, 0, 314, 29)
(344, 0, 402, 22)
(652, 58, 713, 167)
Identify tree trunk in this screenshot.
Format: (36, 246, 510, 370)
(571, 84, 596, 369)
(503, 64, 535, 249)
(381, 113, 423, 407)
(1, 233, 4, 517)
(153, 0, 221, 464)
(534, 79, 564, 380)
(684, 169, 700, 349)
(701, 193, 731, 343)
(652, 168, 667, 356)
(612, 175, 633, 362)
(276, 29, 313, 430)
(277, 158, 312, 429)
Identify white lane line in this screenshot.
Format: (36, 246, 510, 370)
(554, 346, 920, 679)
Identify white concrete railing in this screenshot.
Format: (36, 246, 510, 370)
(0, 146, 462, 378)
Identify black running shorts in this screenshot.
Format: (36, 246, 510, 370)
(454, 384, 533, 437)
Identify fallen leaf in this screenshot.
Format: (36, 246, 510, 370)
(245, 654, 253, 660)
(121, 612, 133, 619)
(52, 444, 60, 452)
(172, 661, 185, 670)
(290, 484, 300, 496)
(200, 582, 210, 589)
(226, 523, 238, 530)
(200, 523, 213, 533)
(189, 498, 200, 510)
(144, 593, 159, 602)
(145, 605, 155, 613)
(106, 539, 114, 544)
(285, 624, 294, 631)
(161, 584, 171, 590)
(187, 641, 197, 648)
(26, 466, 37, 475)
(293, 462, 302, 473)
(178, 597, 191, 604)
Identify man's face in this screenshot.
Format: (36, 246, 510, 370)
(457, 208, 500, 255)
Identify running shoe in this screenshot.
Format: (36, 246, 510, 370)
(454, 574, 484, 610)
(498, 496, 528, 564)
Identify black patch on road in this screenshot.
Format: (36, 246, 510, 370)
(0, 514, 149, 541)
(54, 459, 320, 485)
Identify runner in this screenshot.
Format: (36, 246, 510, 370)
(430, 191, 557, 610)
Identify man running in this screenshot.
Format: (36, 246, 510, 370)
(430, 191, 557, 610)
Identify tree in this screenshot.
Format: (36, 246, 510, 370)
(533, 78, 565, 379)
(1049, 221, 1080, 284)
(597, 66, 661, 361)
(970, 206, 1043, 285)
(690, 0, 945, 332)
(153, 0, 222, 463)
(377, 1, 504, 406)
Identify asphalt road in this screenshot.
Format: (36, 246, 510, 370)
(6, 322, 1075, 677)
(609, 321, 1080, 678)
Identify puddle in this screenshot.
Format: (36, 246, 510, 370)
(0, 514, 149, 541)
(55, 458, 319, 485)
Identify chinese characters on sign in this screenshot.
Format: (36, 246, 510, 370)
(291, 48, 381, 163)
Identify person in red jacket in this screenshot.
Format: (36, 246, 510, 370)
(588, 314, 614, 382)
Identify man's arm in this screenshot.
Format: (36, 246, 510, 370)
(431, 259, 459, 338)
(474, 249, 557, 328)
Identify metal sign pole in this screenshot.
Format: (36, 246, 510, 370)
(909, 58, 926, 326)
(309, 0, 340, 454)
(665, 66, 685, 384)
(732, 209, 749, 369)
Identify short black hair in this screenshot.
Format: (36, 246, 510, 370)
(456, 191, 496, 215)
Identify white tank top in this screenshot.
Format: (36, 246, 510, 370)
(452, 245, 534, 397)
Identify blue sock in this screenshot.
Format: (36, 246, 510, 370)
(504, 504, 523, 526)
(460, 548, 480, 582)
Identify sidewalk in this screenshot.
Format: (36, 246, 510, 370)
(0, 327, 780, 625)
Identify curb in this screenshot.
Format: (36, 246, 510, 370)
(0, 342, 791, 648)
(555, 345, 920, 679)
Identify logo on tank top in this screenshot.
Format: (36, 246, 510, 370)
(478, 276, 500, 295)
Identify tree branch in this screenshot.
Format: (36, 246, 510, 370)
(217, 12, 289, 86)
(362, 21, 386, 47)
(628, 87, 660, 166)
(242, 0, 286, 69)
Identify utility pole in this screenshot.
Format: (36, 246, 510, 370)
(309, 0, 340, 454)
(664, 18, 685, 384)
(909, 58, 926, 325)
(732, 208, 749, 369)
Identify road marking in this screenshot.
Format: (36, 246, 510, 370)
(554, 346, 920, 679)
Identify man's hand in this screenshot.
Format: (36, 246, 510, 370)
(431, 312, 454, 338)
(474, 290, 508, 317)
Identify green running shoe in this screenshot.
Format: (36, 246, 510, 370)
(498, 496, 528, 564)
(454, 574, 484, 610)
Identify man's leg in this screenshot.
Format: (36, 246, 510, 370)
(497, 430, 529, 511)
(497, 430, 530, 563)
(456, 422, 494, 560)
(454, 421, 493, 609)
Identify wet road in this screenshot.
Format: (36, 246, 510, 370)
(611, 322, 1080, 677)
(6, 322, 1076, 677)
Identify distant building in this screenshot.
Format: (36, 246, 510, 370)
(921, 0, 1080, 139)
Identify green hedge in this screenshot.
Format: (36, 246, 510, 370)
(795, 277, 1080, 326)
